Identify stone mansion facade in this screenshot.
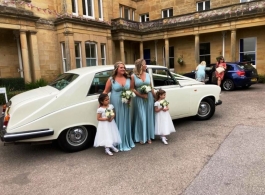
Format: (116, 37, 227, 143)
(0, 0, 265, 82)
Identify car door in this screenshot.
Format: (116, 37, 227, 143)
(148, 68, 191, 118)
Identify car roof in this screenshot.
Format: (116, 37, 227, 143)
(66, 65, 167, 75)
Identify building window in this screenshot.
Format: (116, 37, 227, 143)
(199, 43, 210, 65)
(72, 0, 78, 15)
(101, 44, 106, 65)
(61, 42, 67, 72)
(124, 7, 130, 20)
(197, 1, 210, 11)
(75, 42, 82, 68)
(240, 0, 252, 2)
(132, 10, 135, 21)
(169, 46, 174, 69)
(140, 13, 149, 22)
(98, 0, 103, 20)
(162, 8, 173, 18)
(82, 0, 94, 18)
(120, 5, 135, 20)
(85, 42, 97, 66)
(239, 37, 256, 65)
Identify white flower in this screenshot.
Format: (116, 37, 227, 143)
(122, 98, 128, 103)
(105, 109, 114, 118)
(120, 89, 135, 105)
(139, 85, 152, 94)
(160, 99, 169, 108)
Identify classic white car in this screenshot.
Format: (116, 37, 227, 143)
(0, 65, 222, 152)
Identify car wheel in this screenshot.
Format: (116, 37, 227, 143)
(58, 126, 95, 152)
(222, 79, 235, 91)
(196, 97, 215, 120)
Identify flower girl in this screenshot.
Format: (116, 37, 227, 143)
(94, 93, 121, 156)
(154, 89, 175, 145)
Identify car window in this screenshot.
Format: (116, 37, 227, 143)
(226, 65, 234, 71)
(237, 63, 254, 70)
(152, 68, 176, 87)
(49, 73, 79, 90)
(87, 70, 113, 96)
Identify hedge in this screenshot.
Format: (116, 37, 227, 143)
(0, 78, 25, 91)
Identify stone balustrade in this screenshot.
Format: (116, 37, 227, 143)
(111, 0, 265, 33)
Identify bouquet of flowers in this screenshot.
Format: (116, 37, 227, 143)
(105, 109, 114, 119)
(160, 99, 169, 108)
(121, 89, 136, 104)
(139, 85, 152, 94)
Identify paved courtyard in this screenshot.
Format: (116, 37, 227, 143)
(0, 84, 265, 195)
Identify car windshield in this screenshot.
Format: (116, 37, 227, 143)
(237, 63, 254, 70)
(49, 73, 79, 90)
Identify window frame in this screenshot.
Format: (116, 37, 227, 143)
(169, 46, 174, 69)
(83, 0, 95, 19)
(61, 42, 67, 72)
(98, 0, 103, 20)
(100, 44, 106, 65)
(85, 42, 98, 66)
(72, 0, 78, 16)
(239, 37, 256, 67)
(196, 1, 210, 11)
(140, 13, 149, 22)
(75, 42, 82, 68)
(161, 8, 173, 18)
(199, 42, 211, 65)
(240, 0, 252, 2)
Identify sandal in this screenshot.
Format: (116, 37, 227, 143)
(140, 141, 145, 145)
(147, 140, 152, 144)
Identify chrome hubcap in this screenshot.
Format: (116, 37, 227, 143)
(66, 126, 88, 146)
(198, 102, 211, 117)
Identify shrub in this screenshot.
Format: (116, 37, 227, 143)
(25, 78, 48, 90)
(258, 74, 265, 83)
(0, 78, 25, 91)
(0, 90, 24, 105)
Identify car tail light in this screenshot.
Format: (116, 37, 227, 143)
(2, 104, 6, 113)
(237, 71, 245, 76)
(4, 114, 10, 127)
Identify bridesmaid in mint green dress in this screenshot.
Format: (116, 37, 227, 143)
(131, 59, 155, 144)
(103, 62, 135, 151)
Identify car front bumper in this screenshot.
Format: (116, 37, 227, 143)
(0, 115, 54, 142)
(215, 100, 222, 106)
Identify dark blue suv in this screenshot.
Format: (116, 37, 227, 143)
(183, 62, 258, 91)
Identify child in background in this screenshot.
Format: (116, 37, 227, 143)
(154, 89, 175, 145)
(94, 93, 121, 156)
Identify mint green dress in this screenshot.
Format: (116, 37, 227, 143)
(110, 78, 135, 151)
(132, 73, 155, 143)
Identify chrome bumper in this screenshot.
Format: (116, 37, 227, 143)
(215, 100, 222, 106)
(1, 128, 54, 142)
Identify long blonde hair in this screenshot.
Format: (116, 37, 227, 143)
(112, 61, 129, 82)
(133, 58, 145, 78)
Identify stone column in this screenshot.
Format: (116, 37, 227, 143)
(20, 30, 31, 83)
(165, 38, 169, 68)
(231, 29, 236, 62)
(119, 39, 125, 62)
(140, 41, 143, 59)
(63, 31, 73, 71)
(195, 34, 200, 66)
(107, 36, 113, 64)
(68, 33, 75, 69)
(29, 31, 41, 81)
